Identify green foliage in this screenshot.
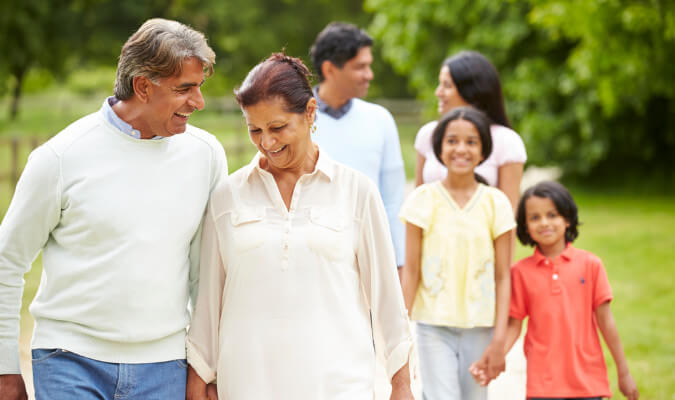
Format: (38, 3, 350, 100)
(367, 0, 675, 177)
(0, 0, 414, 117)
(0, 0, 85, 117)
(166, 0, 411, 97)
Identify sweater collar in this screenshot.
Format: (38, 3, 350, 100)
(102, 97, 164, 140)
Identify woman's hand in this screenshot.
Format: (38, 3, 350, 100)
(390, 363, 415, 400)
(0, 374, 28, 400)
(468, 361, 490, 387)
(186, 366, 218, 400)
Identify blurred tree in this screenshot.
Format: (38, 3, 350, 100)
(366, 0, 675, 177)
(0, 0, 413, 118)
(0, 0, 82, 119)
(167, 0, 411, 97)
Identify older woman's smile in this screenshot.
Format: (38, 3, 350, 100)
(266, 145, 287, 155)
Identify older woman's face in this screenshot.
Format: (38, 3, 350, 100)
(242, 97, 316, 170)
(435, 65, 469, 115)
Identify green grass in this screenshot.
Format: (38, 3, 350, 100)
(3, 91, 675, 398)
(514, 190, 675, 399)
(13, 190, 674, 398)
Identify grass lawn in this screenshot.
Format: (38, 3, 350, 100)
(3, 91, 675, 398)
(14, 191, 675, 398)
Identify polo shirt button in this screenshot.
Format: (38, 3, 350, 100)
(552, 273, 559, 280)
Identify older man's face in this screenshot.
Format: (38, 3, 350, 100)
(330, 46, 374, 100)
(143, 57, 206, 137)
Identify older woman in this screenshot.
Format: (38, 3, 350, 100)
(414, 51, 526, 214)
(185, 53, 414, 400)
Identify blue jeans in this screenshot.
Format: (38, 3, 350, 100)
(530, 398, 603, 400)
(32, 348, 187, 400)
(416, 323, 493, 400)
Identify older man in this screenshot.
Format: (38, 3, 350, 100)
(310, 22, 406, 273)
(0, 19, 226, 399)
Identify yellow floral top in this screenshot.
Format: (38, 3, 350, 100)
(399, 182, 515, 328)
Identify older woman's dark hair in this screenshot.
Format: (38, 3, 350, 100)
(443, 51, 511, 128)
(516, 181, 580, 246)
(432, 107, 493, 183)
(235, 52, 313, 113)
(310, 22, 373, 82)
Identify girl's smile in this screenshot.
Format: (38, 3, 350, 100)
(440, 119, 484, 177)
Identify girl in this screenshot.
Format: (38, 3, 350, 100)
(400, 106, 514, 400)
(472, 181, 640, 400)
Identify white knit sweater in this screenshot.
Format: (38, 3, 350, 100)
(0, 106, 227, 373)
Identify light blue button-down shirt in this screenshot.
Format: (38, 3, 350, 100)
(312, 95, 406, 267)
(102, 96, 164, 140)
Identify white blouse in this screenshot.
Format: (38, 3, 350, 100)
(186, 150, 412, 400)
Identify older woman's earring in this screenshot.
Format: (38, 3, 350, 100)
(311, 124, 317, 134)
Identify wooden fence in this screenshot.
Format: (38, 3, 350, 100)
(0, 137, 44, 189)
(0, 136, 254, 192)
(0, 98, 423, 191)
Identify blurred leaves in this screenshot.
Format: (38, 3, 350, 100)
(1, 0, 673, 177)
(367, 0, 675, 177)
(0, 0, 412, 118)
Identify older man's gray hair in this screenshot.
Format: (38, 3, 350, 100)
(113, 18, 216, 100)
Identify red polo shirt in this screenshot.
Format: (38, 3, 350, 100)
(510, 244, 613, 398)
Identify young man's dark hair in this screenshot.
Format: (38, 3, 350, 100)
(310, 22, 373, 82)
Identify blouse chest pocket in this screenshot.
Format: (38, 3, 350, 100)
(308, 208, 352, 263)
(310, 208, 346, 231)
(229, 207, 266, 253)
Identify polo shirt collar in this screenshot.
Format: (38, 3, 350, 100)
(313, 86, 352, 119)
(242, 146, 335, 183)
(534, 243, 574, 266)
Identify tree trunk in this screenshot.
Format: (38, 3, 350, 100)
(9, 68, 25, 120)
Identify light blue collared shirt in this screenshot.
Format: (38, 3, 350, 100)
(313, 86, 353, 119)
(313, 97, 406, 267)
(103, 96, 164, 140)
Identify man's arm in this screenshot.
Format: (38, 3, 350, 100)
(0, 145, 61, 396)
(188, 139, 227, 310)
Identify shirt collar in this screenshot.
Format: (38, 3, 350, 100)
(102, 96, 164, 140)
(534, 243, 574, 266)
(242, 145, 335, 183)
(313, 86, 352, 119)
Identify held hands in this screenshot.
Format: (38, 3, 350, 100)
(390, 362, 415, 400)
(0, 374, 28, 400)
(186, 366, 218, 400)
(468, 342, 506, 387)
(618, 370, 639, 400)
